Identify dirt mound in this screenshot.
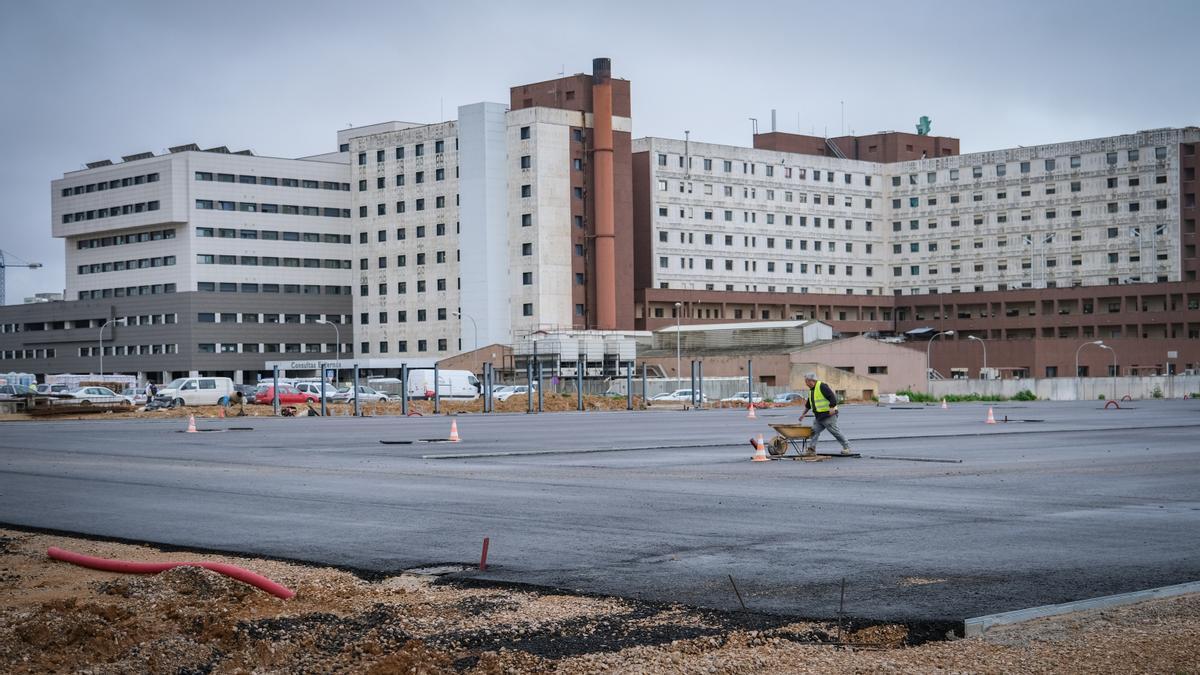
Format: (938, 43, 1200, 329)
(96, 565, 254, 603)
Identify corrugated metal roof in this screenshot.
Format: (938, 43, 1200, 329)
(656, 320, 815, 334)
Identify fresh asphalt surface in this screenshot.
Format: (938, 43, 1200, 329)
(1, 400, 1198, 622)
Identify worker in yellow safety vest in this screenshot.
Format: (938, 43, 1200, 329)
(798, 372, 854, 455)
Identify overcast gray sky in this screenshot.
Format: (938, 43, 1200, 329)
(2, 0, 1197, 304)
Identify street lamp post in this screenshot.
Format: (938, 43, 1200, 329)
(1074, 340, 1104, 379)
(967, 335, 987, 379)
(98, 317, 126, 382)
(925, 330, 954, 394)
(674, 302, 682, 391)
(1098, 344, 1117, 401)
(315, 319, 341, 416)
(451, 311, 478, 352)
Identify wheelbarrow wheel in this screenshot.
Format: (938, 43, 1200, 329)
(768, 435, 789, 456)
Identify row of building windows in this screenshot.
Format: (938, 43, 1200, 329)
(196, 282, 352, 295)
(78, 344, 178, 357)
(659, 256, 875, 277)
(196, 254, 350, 269)
(658, 153, 872, 186)
(361, 223, 456, 243)
(657, 181, 874, 209)
(195, 200, 351, 218)
(889, 148, 1173, 188)
(76, 228, 176, 250)
(885, 225, 1169, 255)
(659, 207, 875, 230)
(354, 140, 450, 164)
(5, 314, 179, 334)
(889, 255, 1171, 277)
(360, 250, 452, 269)
(199, 342, 338, 354)
(359, 195, 452, 217)
(358, 168, 453, 191)
(358, 307, 454, 324)
(357, 338, 449, 354)
(195, 172, 350, 191)
(658, 230, 875, 253)
(2, 348, 56, 359)
(195, 226, 351, 244)
(198, 313, 348, 325)
(892, 191, 1172, 212)
(61, 200, 161, 223)
(77, 284, 177, 300)
(60, 172, 159, 197)
(358, 278, 453, 296)
(78, 256, 176, 275)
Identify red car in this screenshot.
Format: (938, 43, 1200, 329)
(253, 384, 315, 405)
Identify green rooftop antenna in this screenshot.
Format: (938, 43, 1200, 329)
(916, 116, 932, 136)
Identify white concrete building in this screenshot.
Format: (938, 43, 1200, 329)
(635, 127, 1200, 297)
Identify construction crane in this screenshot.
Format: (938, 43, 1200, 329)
(0, 250, 43, 306)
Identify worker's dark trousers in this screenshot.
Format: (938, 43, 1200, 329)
(811, 414, 851, 451)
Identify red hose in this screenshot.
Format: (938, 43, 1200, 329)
(47, 546, 295, 599)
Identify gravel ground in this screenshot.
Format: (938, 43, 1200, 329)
(0, 528, 1195, 673)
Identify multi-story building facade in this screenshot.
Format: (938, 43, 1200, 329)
(339, 60, 634, 369)
(0, 146, 355, 384)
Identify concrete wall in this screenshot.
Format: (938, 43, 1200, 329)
(790, 362, 880, 401)
(930, 375, 1200, 400)
(789, 335, 925, 394)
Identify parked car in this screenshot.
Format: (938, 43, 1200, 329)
(773, 392, 806, 404)
(654, 389, 707, 403)
(120, 388, 149, 405)
(253, 384, 310, 405)
(35, 383, 71, 395)
(295, 382, 339, 401)
(68, 386, 133, 405)
(233, 383, 258, 400)
(331, 385, 388, 403)
(489, 385, 515, 399)
(721, 391, 764, 404)
(406, 369, 480, 400)
(494, 384, 536, 402)
(156, 376, 235, 407)
(0, 384, 37, 399)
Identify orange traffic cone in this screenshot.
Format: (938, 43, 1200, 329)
(746, 403, 757, 420)
(941, 398, 948, 410)
(985, 407, 996, 424)
(751, 434, 770, 462)
(448, 419, 461, 442)
(186, 415, 197, 433)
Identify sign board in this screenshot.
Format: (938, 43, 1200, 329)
(1167, 351, 1178, 359)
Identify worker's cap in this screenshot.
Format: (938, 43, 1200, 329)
(804, 372, 817, 380)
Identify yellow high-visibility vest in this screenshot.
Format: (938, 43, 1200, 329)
(810, 380, 830, 413)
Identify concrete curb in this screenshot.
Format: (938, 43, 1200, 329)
(963, 580, 1200, 637)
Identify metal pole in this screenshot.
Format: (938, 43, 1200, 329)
(675, 302, 682, 392)
(537, 361, 544, 413)
(352, 365, 360, 416)
(272, 365, 280, 416)
(698, 360, 704, 409)
(626, 363, 633, 410)
(433, 363, 440, 415)
(400, 363, 409, 416)
(482, 362, 490, 413)
(577, 354, 584, 411)
(748, 359, 753, 403)
(319, 361, 326, 417)
(527, 359, 534, 414)
(641, 362, 647, 404)
(690, 360, 697, 407)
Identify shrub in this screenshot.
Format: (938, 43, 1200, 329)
(1152, 386, 1164, 399)
(1098, 394, 1106, 400)
(1013, 389, 1037, 401)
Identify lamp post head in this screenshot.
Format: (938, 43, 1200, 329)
(674, 302, 682, 308)
(967, 334, 981, 341)
(1092, 340, 1104, 345)
(942, 330, 955, 336)
(315, 319, 330, 325)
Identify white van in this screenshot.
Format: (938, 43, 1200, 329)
(156, 377, 235, 406)
(406, 369, 480, 400)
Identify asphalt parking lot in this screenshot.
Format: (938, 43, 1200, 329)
(1, 400, 1197, 621)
